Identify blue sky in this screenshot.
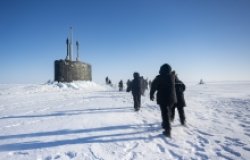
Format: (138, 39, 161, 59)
(0, 0, 250, 84)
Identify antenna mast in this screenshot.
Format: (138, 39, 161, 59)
(65, 38, 70, 60)
(69, 27, 73, 61)
(76, 41, 80, 61)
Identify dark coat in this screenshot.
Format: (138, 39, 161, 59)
(126, 80, 131, 92)
(175, 78, 186, 107)
(150, 71, 177, 106)
(127, 75, 142, 96)
(118, 80, 123, 91)
(131, 77, 142, 96)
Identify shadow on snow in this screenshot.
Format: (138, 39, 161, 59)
(0, 107, 133, 119)
(0, 123, 161, 152)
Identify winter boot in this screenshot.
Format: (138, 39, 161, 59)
(181, 120, 186, 126)
(163, 130, 171, 137)
(134, 107, 140, 111)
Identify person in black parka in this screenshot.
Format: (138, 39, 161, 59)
(126, 79, 131, 92)
(127, 72, 142, 111)
(118, 80, 124, 91)
(171, 75, 186, 125)
(150, 64, 177, 137)
(105, 76, 109, 85)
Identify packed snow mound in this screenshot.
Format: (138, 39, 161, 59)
(0, 81, 114, 95)
(48, 81, 114, 91)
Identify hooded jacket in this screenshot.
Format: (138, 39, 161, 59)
(127, 72, 142, 95)
(131, 72, 142, 95)
(150, 64, 177, 106)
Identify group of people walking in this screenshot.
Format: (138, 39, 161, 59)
(105, 63, 186, 137)
(127, 63, 186, 137)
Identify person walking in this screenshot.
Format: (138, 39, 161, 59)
(118, 80, 124, 91)
(171, 75, 186, 125)
(150, 64, 177, 137)
(127, 72, 142, 111)
(105, 76, 109, 84)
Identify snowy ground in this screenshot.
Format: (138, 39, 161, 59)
(0, 81, 250, 160)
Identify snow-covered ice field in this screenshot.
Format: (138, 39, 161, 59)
(0, 81, 250, 160)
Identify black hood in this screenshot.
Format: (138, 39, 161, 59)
(159, 63, 171, 75)
(133, 72, 140, 79)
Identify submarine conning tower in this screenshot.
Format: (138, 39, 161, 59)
(54, 27, 92, 82)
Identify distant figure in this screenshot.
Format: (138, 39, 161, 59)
(108, 80, 112, 86)
(150, 64, 177, 137)
(126, 79, 131, 92)
(199, 79, 205, 85)
(171, 75, 186, 125)
(127, 72, 142, 111)
(118, 80, 124, 91)
(105, 77, 109, 85)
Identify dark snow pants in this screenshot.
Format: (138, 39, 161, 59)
(159, 104, 172, 132)
(133, 93, 141, 110)
(171, 106, 186, 125)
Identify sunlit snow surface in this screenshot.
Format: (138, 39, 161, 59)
(0, 81, 250, 160)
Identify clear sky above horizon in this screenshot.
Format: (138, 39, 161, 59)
(0, 0, 250, 84)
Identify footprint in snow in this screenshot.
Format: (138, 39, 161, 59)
(220, 145, 241, 157)
(224, 136, 246, 147)
(44, 156, 52, 160)
(239, 123, 250, 128)
(54, 155, 61, 159)
(156, 144, 165, 153)
(197, 135, 209, 147)
(183, 129, 193, 135)
(243, 147, 250, 152)
(65, 151, 77, 159)
(168, 149, 183, 160)
(195, 152, 209, 160)
(186, 141, 205, 152)
(245, 133, 250, 137)
(124, 143, 139, 153)
(196, 129, 214, 136)
(216, 151, 234, 160)
(160, 136, 179, 148)
(215, 140, 221, 144)
(241, 119, 250, 124)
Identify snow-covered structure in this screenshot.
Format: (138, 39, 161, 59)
(54, 28, 92, 82)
